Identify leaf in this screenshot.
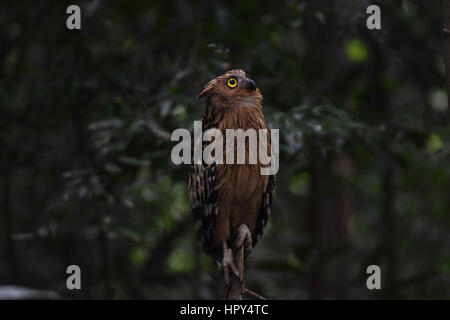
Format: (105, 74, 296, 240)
(78, 186, 89, 199)
(120, 228, 140, 242)
(167, 244, 194, 273)
(314, 11, 326, 24)
(346, 39, 367, 63)
(104, 162, 122, 174)
(130, 247, 148, 267)
(426, 134, 443, 154)
(289, 173, 309, 195)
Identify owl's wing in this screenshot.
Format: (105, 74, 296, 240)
(188, 163, 219, 255)
(252, 173, 276, 249)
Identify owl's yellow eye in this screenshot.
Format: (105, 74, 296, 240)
(227, 77, 238, 88)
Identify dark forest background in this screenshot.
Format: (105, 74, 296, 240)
(0, 0, 449, 299)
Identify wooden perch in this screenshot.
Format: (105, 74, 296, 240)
(224, 247, 267, 300)
(224, 247, 244, 300)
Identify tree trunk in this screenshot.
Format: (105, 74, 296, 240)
(2, 164, 18, 283)
(442, 1, 450, 109)
(382, 161, 397, 298)
(308, 155, 325, 299)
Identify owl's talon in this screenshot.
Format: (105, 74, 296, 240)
(222, 243, 240, 285)
(233, 224, 253, 257)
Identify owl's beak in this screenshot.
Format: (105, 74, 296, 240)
(245, 79, 257, 91)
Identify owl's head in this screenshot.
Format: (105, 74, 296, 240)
(198, 69, 262, 106)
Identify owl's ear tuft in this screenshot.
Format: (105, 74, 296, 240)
(198, 79, 216, 100)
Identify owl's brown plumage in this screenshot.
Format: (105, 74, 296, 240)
(188, 69, 276, 275)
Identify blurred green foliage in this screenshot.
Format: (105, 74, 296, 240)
(0, 0, 449, 299)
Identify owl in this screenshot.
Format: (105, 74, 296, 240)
(188, 69, 276, 289)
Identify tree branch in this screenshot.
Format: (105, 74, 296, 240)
(224, 247, 266, 300)
(224, 247, 243, 300)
